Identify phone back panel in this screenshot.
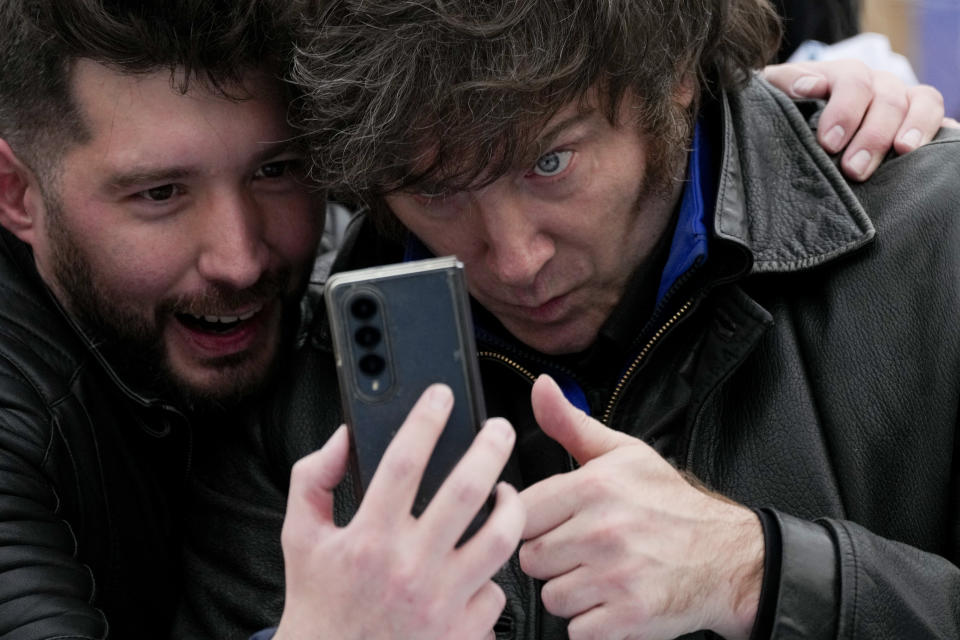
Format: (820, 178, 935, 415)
(325, 257, 487, 517)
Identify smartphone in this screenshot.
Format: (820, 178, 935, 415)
(325, 256, 491, 540)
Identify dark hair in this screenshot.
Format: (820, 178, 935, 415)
(0, 0, 304, 177)
(292, 0, 781, 207)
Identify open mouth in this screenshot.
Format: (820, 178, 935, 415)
(176, 305, 263, 335)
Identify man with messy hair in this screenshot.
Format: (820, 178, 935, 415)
(174, 0, 960, 639)
(0, 0, 323, 637)
(171, 1, 960, 639)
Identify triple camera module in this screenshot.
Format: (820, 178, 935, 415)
(347, 293, 393, 396)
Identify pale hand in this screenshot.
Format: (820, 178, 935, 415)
(275, 384, 525, 640)
(519, 375, 763, 640)
(764, 59, 952, 181)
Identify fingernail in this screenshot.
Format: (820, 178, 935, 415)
(848, 149, 872, 177)
(900, 128, 922, 149)
(484, 418, 514, 442)
(792, 75, 820, 96)
(824, 125, 845, 152)
(427, 384, 452, 409)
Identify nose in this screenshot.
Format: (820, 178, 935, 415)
(196, 190, 270, 289)
(472, 188, 554, 288)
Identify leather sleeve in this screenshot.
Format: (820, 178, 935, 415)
(764, 511, 838, 639)
(767, 510, 960, 639)
(0, 357, 107, 639)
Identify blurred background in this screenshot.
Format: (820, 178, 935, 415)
(776, 0, 959, 118)
(863, 0, 960, 118)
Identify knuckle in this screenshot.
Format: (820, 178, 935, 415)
(539, 580, 566, 612)
(840, 58, 871, 77)
(871, 69, 900, 87)
(414, 598, 446, 630)
(579, 469, 617, 500)
(382, 451, 420, 482)
(448, 475, 485, 507)
(842, 72, 874, 100)
(393, 556, 424, 587)
(910, 84, 945, 108)
(875, 87, 909, 113)
(585, 517, 628, 553)
(381, 559, 429, 606)
(485, 525, 520, 560)
(343, 535, 385, 571)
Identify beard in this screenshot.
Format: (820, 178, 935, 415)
(43, 197, 308, 414)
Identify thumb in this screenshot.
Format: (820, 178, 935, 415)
(282, 424, 350, 546)
(531, 374, 635, 465)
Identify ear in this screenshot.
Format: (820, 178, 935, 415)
(0, 138, 43, 245)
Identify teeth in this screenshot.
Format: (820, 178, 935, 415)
(190, 303, 263, 324)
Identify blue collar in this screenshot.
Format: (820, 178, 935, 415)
(655, 118, 715, 304)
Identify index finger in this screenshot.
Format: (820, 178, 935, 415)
(357, 383, 454, 523)
(518, 472, 579, 540)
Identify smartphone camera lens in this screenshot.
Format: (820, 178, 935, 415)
(350, 296, 377, 320)
(358, 353, 386, 376)
(354, 326, 381, 348)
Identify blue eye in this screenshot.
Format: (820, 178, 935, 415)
(532, 150, 573, 177)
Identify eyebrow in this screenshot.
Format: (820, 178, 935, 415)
(531, 110, 597, 156)
(102, 140, 301, 193)
(103, 167, 196, 193)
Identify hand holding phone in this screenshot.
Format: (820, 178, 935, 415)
(325, 256, 493, 540)
(275, 385, 525, 640)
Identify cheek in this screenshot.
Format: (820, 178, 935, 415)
(263, 195, 324, 264)
(90, 237, 191, 303)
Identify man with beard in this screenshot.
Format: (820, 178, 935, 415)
(0, 0, 323, 637)
(0, 1, 945, 639)
(178, 1, 960, 640)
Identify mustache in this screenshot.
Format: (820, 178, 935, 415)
(162, 269, 291, 317)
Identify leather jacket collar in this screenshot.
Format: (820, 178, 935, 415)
(714, 77, 875, 274)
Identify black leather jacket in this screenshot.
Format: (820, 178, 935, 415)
(0, 229, 193, 638)
(176, 77, 960, 639)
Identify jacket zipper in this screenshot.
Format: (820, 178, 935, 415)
(477, 350, 538, 383)
(600, 298, 695, 425)
(478, 298, 696, 426)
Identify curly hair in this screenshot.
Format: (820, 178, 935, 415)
(0, 0, 305, 178)
(292, 0, 781, 207)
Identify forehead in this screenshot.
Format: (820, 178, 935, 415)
(65, 59, 292, 167)
(408, 89, 624, 192)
